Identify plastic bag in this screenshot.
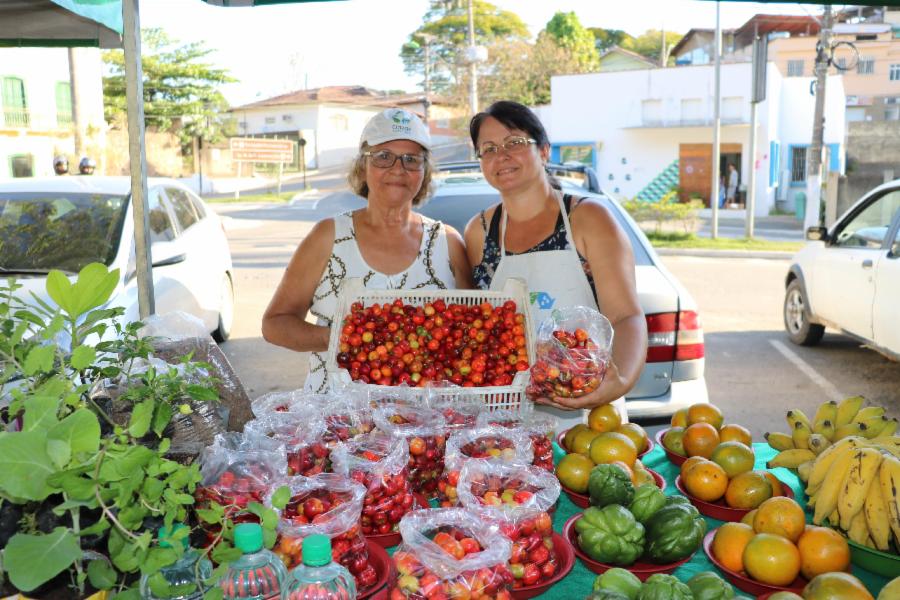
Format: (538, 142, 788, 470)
(250, 390, 331, 418)
(321, 396, 376, 446)
(389, 507, 513, 599)
(244, 411, 331, 476)
(527, 306, 614, 399)
(366, 383, 420, 408)
(330, 432, 415, 536)
(437, 426, 533, 507)
(266, 474, 378, 591)
(457, 461, 561, 590)
(477, 410, 558, 472)
(373, 402, 447, 498)
(426, 384, 483, 432)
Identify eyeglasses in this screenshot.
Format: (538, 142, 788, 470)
(476, 136, 537, 159)
(363, 150, 426, 172)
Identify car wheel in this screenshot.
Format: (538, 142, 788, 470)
(784, 278, 824, 346)
(213, 274, 234, 343)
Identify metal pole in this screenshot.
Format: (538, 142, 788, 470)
(747, 29, 765, 239)
(122, 0, 154, 318)
(67, 48, 83, 158)
(234, 161, 241, 200)
(198, 135, 203, 196)
(805, 5, 833, 231)
(467, 0, 477, 115)
(277, 160, 283, 196)
(746, 101, 758, 238)
(710, 1, 722, 239)
(423, 41, 431, 124)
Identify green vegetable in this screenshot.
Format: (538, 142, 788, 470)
(629, 483, 666, 523)
(665, 494, 692, 508)
(588, 463, 635, 507)
(587, 591, 630, 600)
(575, 505, 645, 566)
(593, 567, 643, 600)
(636, 574, 693, 600)
(687, 571, 735, 600)
(643, 503, 707, 564)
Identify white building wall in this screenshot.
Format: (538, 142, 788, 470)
(315, 104, 380, 169)
(233, 105, 318, 136)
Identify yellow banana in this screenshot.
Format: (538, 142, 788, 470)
(786, 408, 812, 431)
(797, 459, 814, 484)
(879, 454, 900, 547)
(808, 433, 831, 455)
(767, 448, 816, 469)
(765, 431, 795, 451)
(861, 417, 892, 439)
(878, 419, 898, 437)
(813, 446, 858, 525)
(863, 470, 892, 551)
(828, 508, 839, 526)
(813, 419, 836, 441)
(852, 406, 885, 424)
(806, 437, 861, 493)
(835, 395, 865, 427)
(847, 510, 870, 545)
(837, 446, 883, 530)
(792, 421, 812, 450)
(834, 422, 867, 440)
(813, 400, 838, 427)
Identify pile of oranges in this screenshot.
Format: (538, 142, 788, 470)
(711, 496, 852, 588)
(663, 403, 753, 460)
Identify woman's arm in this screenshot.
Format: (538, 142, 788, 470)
(537, 199, 648, 410)
(261, 219, 335, 353)
(445, 224, 474, 289)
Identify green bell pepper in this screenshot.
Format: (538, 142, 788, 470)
(643, 503, 707, 564)
(575, 505, 645, 566)
(686, 571, 735, 600)
(636, 574, 693, 600)
(593, 567, 643, 600)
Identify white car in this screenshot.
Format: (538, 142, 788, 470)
(0, 176, 234, 341)
(784, 179, 900, 360)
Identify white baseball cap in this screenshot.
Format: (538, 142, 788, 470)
(360, 108, 431, 152)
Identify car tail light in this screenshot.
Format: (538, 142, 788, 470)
(645, 311, 705, 363)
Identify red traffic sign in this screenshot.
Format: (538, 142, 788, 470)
(229, 137, 295, 162)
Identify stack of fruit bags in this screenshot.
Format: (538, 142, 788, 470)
(477, 409, 558, 472)
(425, 384, 483, 432)
(373, 402, 448, 498)
(244, 410, 332, 476)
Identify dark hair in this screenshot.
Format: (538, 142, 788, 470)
(469, 101, 550, 149)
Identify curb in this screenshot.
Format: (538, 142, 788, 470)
(655, 248, 795, 260)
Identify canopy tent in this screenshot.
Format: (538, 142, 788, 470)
(0, 0, 122, 48)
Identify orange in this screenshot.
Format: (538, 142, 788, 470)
(563, 424, 589, 451)
(762, 471, 785, 497)
(670, 407, 688, 428)
(555, 453, 594, 493)
(711, 522, 755, 572)
(710, 441, 755, 478)
(609, 460, 635, 484)
(801, 572, 873, 600)
(589, 432, 637, 466)
(741, 509, 758, 527)
(680, 455, 709, 478)
(719, 423, 752, 445)
(725, 471, 773, 509)
(742, 533, 801, 586)
(662, 427, 686, 456)
(588, 404, 621, 433)
(632, 460, 654, 487)
(616, 423, 649, 454)
(753, 496, 806, 541)
(682, 422, 720, 458)
(682, 459, 728, 502)
(687, 403, 724, 429)
(796, 526, 851, 580)
(766, 593, 803, 600)
(570, 428, 600, 456)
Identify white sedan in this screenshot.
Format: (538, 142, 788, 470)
(0, 176, 234, 340)
(784, 179, 900, 360)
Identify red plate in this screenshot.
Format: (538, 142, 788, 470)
(561, 468, 667, 509)
(703, 529, 808, 596)
(556, 428, 654, 458)
(562, 514, 693, 581)
(675, 475, 794, 522)
(655, 428, 687, 466)
(360, 539, 394, 600)
(511, 532, 575, 599)
(365, 493, 430, 548)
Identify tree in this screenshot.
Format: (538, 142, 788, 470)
(628, 29, 684, 65)
(103, 29, 236, 147)
(544, 11, 599, 71)
(588, 27, 635, 53)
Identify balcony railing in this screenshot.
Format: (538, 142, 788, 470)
(3, 107, 30, 128)
(1, 109, 77, 130)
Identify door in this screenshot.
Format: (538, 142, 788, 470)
(678, 143, 741, 205)
(812, 188, 900, 339)
(873, 215, 900, 354)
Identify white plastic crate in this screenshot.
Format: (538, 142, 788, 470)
(325, 277, 535, 415)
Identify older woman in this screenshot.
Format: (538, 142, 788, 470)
(464, 101, 647, 427)
(263, 108, 472, 392)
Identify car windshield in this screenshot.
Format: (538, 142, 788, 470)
(0, 192, 129, 274)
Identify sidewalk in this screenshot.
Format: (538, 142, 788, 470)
(697, 208, 804, 231)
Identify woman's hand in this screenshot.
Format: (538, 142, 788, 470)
(531, 360, 628, 411)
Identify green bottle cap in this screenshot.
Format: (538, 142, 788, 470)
(158, 524, 189, 550)
(233, 523, 263, 554)
(302, 534, 332, 567)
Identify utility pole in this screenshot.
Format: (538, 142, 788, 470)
(805, 4, 833, 231)
(747, 26, 767, 238)
(67, 48, 84, 158)
(710, 1, 722, 239)
(467, 0, 478, 116)
(659, 27, 666, 67)
(423, 40, 431, 124)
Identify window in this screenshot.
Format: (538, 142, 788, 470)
(787, 60, 804, 77)
(893, 221, 900, 256)
(834, 190, 900, 249)
(886, 107, 900, 121)
(790, 146, 807, 184)
(891, 64, 900, 81)
(9, 154, 33, 178)
(165, 188, 200, 231)
(264, 116, 276, 125)
(282, 114, 293, 123)
(722, 96, 743, 120)
(641, 99, 662, 123)
(186, 190, 207, 219)
(55, 82, 72, 126)
(680, 98, 702, 121)
(2, 77, 28, 127)
(147, 191, 176, 244)
(858, 57, 875, 75)
(330, 114, 348, 131)
(558, 144, 593, 166)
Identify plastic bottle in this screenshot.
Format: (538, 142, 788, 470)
(140, 525, 212, 600)
(282, 534, 357, 600)
(220, 522, 287, 599)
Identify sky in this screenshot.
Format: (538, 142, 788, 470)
(140, 0, 820, 107)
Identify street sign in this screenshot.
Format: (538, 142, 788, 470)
(229, 137, 295, 163)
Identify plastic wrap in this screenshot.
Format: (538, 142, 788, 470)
(527, 306, 613, 399)
(321, 396, 375, 446)
(373, 403, 448, 498)
(426, 384, 483, 432)
(477, 410, 558, 472)
(389, 508, 513, 599)
(457, 461, 561, 590)
(244, 411, 331, 476)
(251, 390, 331, 418)
(266, 473, 378, 591)
(437, 426, 534, 507)
(330, 432, 414, 536)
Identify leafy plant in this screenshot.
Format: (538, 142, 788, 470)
(622, 191, 704, 235)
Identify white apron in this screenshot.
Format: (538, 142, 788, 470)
(488, 193, 628, 430)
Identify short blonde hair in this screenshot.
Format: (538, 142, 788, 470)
(347, 144, 435, 207)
